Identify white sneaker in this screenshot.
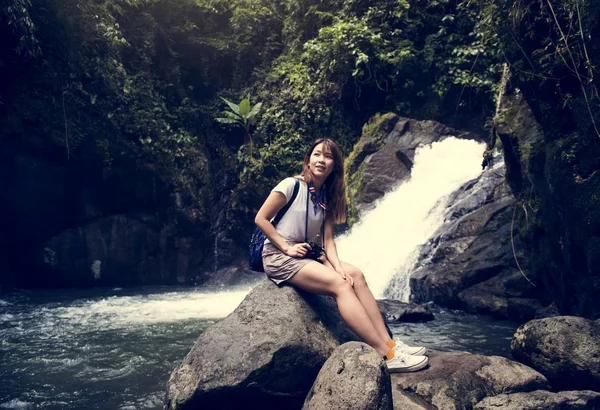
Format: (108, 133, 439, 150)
(385, 352, 428, 373)
(394, 339, 427, 356)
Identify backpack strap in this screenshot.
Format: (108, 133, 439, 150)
(304, 185, 309, 243)
(273, 179, 300, 226)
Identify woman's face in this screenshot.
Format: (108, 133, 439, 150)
(309, 142, 334, 181)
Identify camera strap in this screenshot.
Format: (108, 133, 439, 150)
(305, 184, 326, 245)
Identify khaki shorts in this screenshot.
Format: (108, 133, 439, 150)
(262, 242, 314, 285)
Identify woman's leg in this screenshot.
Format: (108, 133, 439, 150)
(323, 259, 392, 344)
(288, 261, 390, 356)
(326, 260, 427, 356)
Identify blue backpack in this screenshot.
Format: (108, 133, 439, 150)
(249, 179, 300, 272)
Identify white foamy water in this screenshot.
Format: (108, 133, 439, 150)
(0, 286, 256, 410)
(337, 137, 486, 299)
(52, 288, 252, 329)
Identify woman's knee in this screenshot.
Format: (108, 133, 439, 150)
(347, 266, 366, 285)
(331, 277, 354, 297)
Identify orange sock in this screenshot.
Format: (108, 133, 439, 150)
(384, 348, 395, 361)
(387, 340, 396, 348)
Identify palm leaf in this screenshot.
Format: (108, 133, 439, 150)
(239, 98, 251, 118)
(220, 97, 240, 116)
(222, 110, 241, 121)
(247, 102, 263, 120)
(215, 117, 239, 124)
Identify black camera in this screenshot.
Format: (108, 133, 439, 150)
(305, 241, 325, 262)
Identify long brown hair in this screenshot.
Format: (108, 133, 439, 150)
(299, 138, 347, 224)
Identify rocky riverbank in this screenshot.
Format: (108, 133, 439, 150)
(165, 281, 600, 409)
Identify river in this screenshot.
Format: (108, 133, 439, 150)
(0, 285, 519, 410)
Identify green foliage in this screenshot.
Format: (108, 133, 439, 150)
(235, 0, 503, 191)
(1, 0, 41, 57)
(433, 2, 502, 97)
(484, 0, 599, 138)
(216, 96, 263, 157)
(1, 0, 510, 250)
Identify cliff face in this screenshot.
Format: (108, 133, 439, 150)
(495, 84, 600, 319)
(0, 135, 222, 287)
(487, 0, 600, 319)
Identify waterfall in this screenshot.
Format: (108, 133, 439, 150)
(213, 193, 227, 273)
(214, 234, 219, 273)
(336, 137, 486, 300)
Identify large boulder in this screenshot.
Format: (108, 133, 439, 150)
(165, 280, 357, 410)
(376, 299, 434, 323)
(404, 154, 538, 320)
(475, 390, 600, 410)
(391, 352, 548, 410)
(302, 342, 392, 410)
(510, 316, 600, 391)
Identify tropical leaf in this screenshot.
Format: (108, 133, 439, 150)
(223, 110, 241, 121)
(239, 98, 251, 118)
(215, 117, 239, 124)
(247, 102, 263, 119)
(220, 97, 240, 115)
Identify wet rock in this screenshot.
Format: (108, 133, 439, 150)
(346, 114, 484, 216)
(17, 215, 185, 287)
(474, 390, 600, 410)
(534, 302, 560, 319)
(391, 352, 548, 410)
(406, 157, 538, 320)
(376, 299, 434, 323)
(496, 66, 600, 319)
(302, 342, 392, 410)
(391, 389, 430, 410)
(165, 280, 358, 410)
(510, 316, 600, 391)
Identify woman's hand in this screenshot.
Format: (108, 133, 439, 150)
(285, 243, 312, 258)
(336, 268, 354, 286)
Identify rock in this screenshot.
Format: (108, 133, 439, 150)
(495, 76, 600, 319)
(165, 280, 358, 410)
(391, 389, 430, 410)
(534, 302, 560, 319)
(0, 141, 225, 289)
(302, 342, 392, 410)
(474, 390, 600, 410)
(391, 352, 548, 410)
(346, 114, 484, 217)
(403, 154, 538, 320)
(16, 215, 177, 287)
(376, 300, 434, 323)
(510, 316, 600, 391)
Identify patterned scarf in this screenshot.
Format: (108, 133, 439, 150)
(308, 181, 327, 216)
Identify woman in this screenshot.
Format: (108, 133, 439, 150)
(254, 138, 428, 373)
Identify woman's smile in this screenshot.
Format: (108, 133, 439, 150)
(310, 143, 334, 179)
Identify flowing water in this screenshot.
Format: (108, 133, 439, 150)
(0, 287, 250, 410)
(336, 137, 487, 300)
(1, 138, 521, 410)
(0, 288, 519, 410)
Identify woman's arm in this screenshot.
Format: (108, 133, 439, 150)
(254, 191, 311, 258)
(323, 216, 353, 285)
